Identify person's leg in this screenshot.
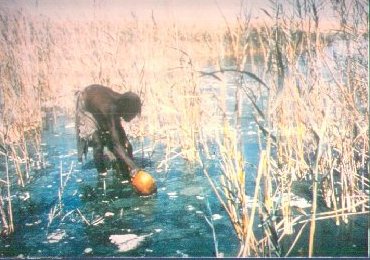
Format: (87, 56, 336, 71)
(124, 139, 133, 158)
(105, 133, 130, 177)
(92, 132, 107, 176)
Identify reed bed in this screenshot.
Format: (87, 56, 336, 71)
(0, 7, 224, 237)
(0, 0, 368, 257)
(198, 0, 368, 256)
(259, 1, 368, 256)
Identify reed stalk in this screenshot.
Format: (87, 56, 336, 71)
(4, 144, 14, 235)
(200, 122, 261, 257)
(47, 161, 74, 228)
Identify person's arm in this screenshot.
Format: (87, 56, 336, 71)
(109, 113, 139, 177)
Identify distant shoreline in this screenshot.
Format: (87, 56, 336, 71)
(0, 0, 342, 31)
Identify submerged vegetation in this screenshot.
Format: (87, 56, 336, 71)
(0, 0, 368, 257)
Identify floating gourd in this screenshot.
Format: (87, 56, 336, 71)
(131, 170, 157, 196)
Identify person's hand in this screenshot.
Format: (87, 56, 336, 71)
(129, 168, 139, 178)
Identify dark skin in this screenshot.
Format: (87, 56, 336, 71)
(79, 84, 141, 177)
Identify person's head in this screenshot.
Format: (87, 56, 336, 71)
(118, 91, 141, 122)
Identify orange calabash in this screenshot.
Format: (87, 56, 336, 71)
(131, 170, 157, 196)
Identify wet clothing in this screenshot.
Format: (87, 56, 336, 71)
(75, 90, 97, 162)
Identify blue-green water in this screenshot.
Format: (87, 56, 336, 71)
(0, 80, 368, 257)
(1, 116, 242, 257)
(1, 115, 367, 257)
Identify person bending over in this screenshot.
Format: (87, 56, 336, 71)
(76, 84, 141, 177)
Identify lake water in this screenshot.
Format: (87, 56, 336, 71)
(1, 116, 242, 257)
(0, 64, 368, 257)
(0, 108, 367, 257)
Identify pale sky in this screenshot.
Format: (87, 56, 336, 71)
(0, 0, 348, 30)
(0, 0, 274, 24)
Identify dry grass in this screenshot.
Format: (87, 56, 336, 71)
(0, 0, 368, 257)
(197, 0, 368, 256)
